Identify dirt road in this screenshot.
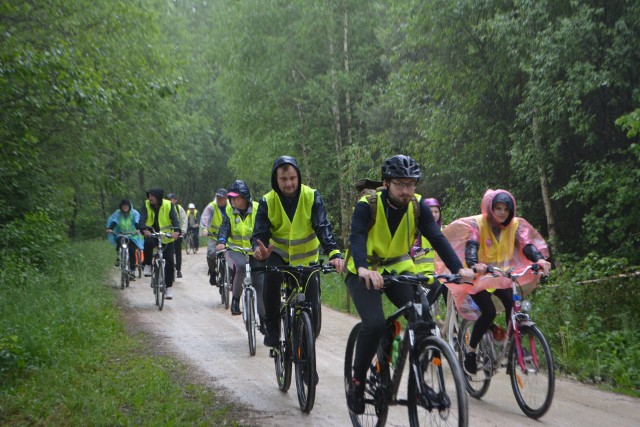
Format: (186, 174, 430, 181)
(114, 250, 640, 426)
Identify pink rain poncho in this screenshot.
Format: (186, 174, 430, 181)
(435, 189, 549, 319)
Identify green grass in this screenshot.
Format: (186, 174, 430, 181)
(0, 240, 247, 425)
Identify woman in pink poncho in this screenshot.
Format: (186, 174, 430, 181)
(435, 189, 551, 374)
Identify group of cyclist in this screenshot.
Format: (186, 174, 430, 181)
(106, 153, 551, 417)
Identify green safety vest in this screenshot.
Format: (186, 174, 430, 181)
(265, 185, 322, 265)
(347, 192, 420, 274)
(207, 202, 225, 238)
(145, 199, 175, 244)
(227, 201, 259, 253)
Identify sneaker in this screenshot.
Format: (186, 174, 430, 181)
(346, 377, 365, 414)
(263, 322, 279, 347)
(143, 265, 152, 277)
(209, 274, 216, 286)
(176, 271, 183, 278)
(165, 287, 173, 300)
(464, 352, 477, 374)
(115, 258, 120, 267)
(231, 297, 241, 315)
(129, 270, 136, 280)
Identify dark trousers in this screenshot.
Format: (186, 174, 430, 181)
(143, 237, 176, 287)
(262, 253, 320, 330)
(345, 272, 414, 382)
(190, 227, 199, 248)
(174, 236, 182, 271)
(469, 288, 512, 348)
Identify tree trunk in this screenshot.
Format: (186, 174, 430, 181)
(533, 114, 561, 270)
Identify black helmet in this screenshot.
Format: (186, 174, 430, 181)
(381, 155, 421, 181)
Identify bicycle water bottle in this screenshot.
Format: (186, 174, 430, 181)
(391, 334, 402, 369)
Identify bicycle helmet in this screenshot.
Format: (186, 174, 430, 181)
(381, 155, 421, 181)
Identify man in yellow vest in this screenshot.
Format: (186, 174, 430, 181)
(344, 155, 475, 414)
(216, 179, 261, 316)
(252, 156, 345, 348)
(186, 203, 200, 252)
(139, 188, 181, 300)
(200, 188, 228, 286)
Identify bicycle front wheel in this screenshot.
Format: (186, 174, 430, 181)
(408, 335, 468, 427)
(186, 235, 192, 254)
(509, 325, 555, 419)
(344, 322, 389, 427)
(274, 311, 292, 392)
(246, 290, 257, 356)
(157, 261, 166, 311)
(294, 310, 316, 413)
(458, 319, 492, 398)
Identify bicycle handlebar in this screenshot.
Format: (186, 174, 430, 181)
(485, 263, 545, 279)
(146, 231, 173, 239)
(253, 263, 336, 275)
(382, 273, 464, 287)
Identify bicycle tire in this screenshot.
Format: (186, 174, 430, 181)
(246, 290, 257, 356)
(294, 310, 316, 413)
(407, 335, 469, 427)
(153, 267, 160, 307)
(274, 310, 292, 392)
(312, 285, 322, 339)
(509, 325, 555, 419)
(223, 263, 231, 310)
(458, 319, 492, 398)
(158, 261, 166, 311)
(344, 322, 389, 427)
(120, 247, 128, 289)
(186, 234, 192, 254)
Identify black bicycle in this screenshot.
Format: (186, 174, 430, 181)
(344, 273, 469, 427)
(215, 248, 232, 309)
(148, 232, 172, 311)
(114, 233, 136, 289)
(256, 262, 336, 413)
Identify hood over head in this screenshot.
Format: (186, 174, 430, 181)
(119, 199, 132, 212)
(146, 188, 164, 201)
(481, 189, 516, 228)
(271, 155, 301, 194)
(227, 179, 252, 201)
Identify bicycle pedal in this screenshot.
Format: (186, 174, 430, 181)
(269, 348, 278, 358)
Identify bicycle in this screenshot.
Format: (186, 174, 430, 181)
(115, 233, 136, 289)
(457, 263, 554, 419)
(255, 262, 336, 413)
(215, 248, 232, 309)
(185, 232, 195, 254)
(147, 232, 172, 311)
(344, 273, 469, 427)
(226, 245, 261, 356)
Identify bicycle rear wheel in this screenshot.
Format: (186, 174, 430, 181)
(509, 325, 555, 419)
(408, 335, 468, 426)
(344, 322, 389, 427)
(246, 289, 257, 356)
(157, 261, 166, 311)
(274, 310, 292, 392)
(294, 310, 316, 413)
(458, 320, 492, 398)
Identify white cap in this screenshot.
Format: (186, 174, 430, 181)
(188, 203, 195, 209)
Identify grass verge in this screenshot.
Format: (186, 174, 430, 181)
(0, 240, 248, 425)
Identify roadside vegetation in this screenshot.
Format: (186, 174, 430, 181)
(0, 235, 247, 425)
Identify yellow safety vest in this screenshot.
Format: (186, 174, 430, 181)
(414, 234, 436, 276)
(265, 185, 322, 265)
(476, 214, 518, 269)
(207, 202, 225, 238)
(227, 201, 259, 253)
(347, 192, 420, 274)
(144, 199, 175, 244)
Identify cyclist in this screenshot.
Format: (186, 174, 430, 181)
(437, 189, 550, 374)
(411, 197, 447, 301)
(186, 203, 200, 250)
(200, 188, 229, 286)
(251, 155, 345, 348)
(139, 188, 181, 300)
(216, 179, 263, 317)
(344, 154, 475, 414)
(168, 193, 187, 278)
(106, 199, 143, 278)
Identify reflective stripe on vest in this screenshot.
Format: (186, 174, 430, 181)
(227, 201, 258, 253)
(265, 185, 319, 265)
(347, 192, 420, 274)
(414, 234, 436, 275)
(145, 199, 175, 244)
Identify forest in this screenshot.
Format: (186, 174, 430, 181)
(1, 0, 639, 393)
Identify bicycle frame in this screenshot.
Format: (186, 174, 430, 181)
(226, 245, 260, 355)
(147, 231, 171, 310)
